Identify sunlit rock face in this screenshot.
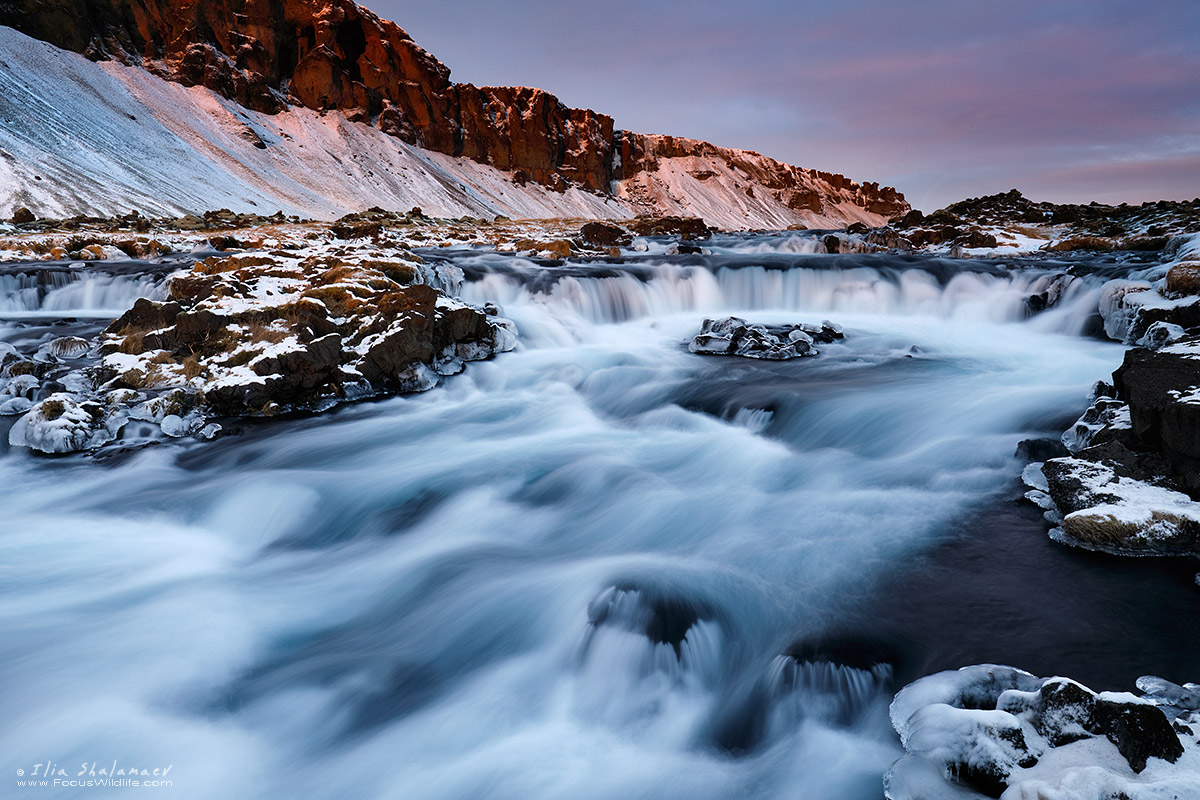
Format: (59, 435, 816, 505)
(2, 0, 908, 226)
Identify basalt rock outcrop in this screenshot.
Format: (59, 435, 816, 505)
(2, 0, 908, 221)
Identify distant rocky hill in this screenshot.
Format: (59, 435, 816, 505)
(0, 0, 907, 228)
(857, 190, 1200, 255)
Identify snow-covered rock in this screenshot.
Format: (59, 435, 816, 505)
(886, 665, 1199, 800)
(1041, 458, 1200, 556)
(7, 393, 125, 454)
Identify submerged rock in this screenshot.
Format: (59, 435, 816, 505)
(689, 317, 844, 360)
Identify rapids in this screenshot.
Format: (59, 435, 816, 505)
(1, 238, 1196, 799)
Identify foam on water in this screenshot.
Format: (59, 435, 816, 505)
(0, 247, 1129, 798)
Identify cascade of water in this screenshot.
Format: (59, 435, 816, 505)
(0, 246, 1147, 800)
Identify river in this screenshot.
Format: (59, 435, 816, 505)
(2, 235, 1197, 798)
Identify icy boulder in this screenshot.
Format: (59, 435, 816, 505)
(8, 393, 125, 454)
(688, 317, 843, 360)
(886, 666, 1198, 800)
(1061, 396, 1131, 453)
(1138, 321, 1187, 350)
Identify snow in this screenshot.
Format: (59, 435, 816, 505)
(1168, 385, 1200, 404)
(1063, 477, 1200, 529)
(1159, 339, 1200, 360)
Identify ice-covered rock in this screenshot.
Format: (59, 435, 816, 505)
(160, 412, 203, 437)
(0, 396, 34, 415)
(1061, 397, 1131, 453)
(1138, 321, 1187, 350)
(36, 336, 90, 360)
(1, 373, 40, 400)
(886, 666, 1197, 800)
(688, 316, 843, 360)
(1136, 677, 1200, 718)
(7, 393, 125, 454)
(1098, 280, 1154, 342)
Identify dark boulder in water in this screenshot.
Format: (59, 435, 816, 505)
(584, 581, 718, 658)
(1015, 437, 1068, 462)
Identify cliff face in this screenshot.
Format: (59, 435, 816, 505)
(1, 0, 909, 223)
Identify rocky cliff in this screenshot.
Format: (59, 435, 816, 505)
(0, 0, 908, 225)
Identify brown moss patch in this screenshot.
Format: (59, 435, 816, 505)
(1165, 262, 1200, 297)
(303, 285, 366, 316)
(41, 398, 66, 420)
(181, 353, 206, 380)
(118, 331, 147, 355)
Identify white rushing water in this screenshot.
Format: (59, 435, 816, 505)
(0, 245, 1128, 798)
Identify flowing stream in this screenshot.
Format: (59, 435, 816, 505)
(2, 238, 1197, 799)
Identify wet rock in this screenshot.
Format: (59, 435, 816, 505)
(11, 206, 35, 224)
(1015, 437, 1068, 462)
(1113, 337, 1200, 463)
(585, 582, 717, 658)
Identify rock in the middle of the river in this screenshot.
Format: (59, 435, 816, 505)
(689, 316, 844, 360)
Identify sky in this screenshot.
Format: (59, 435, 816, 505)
(364, 1, 1200, 211)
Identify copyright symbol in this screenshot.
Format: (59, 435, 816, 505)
(16, 769, 23, 776)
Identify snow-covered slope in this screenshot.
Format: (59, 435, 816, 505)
(0, 27, 629, 222)
(0, 25, 901, 229)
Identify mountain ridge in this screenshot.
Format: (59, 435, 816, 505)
(0, 0, 909, 227)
